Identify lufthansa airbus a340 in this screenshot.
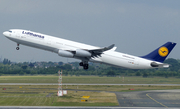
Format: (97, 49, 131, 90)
(3, 29, 176, 70)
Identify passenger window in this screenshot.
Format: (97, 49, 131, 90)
(9, 31, 12, 33)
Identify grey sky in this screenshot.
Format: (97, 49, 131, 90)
(0, 0, 179, 62)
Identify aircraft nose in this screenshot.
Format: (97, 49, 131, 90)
(3, 31, 8, 36)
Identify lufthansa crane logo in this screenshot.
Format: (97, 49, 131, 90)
(158, 47, 169, 57)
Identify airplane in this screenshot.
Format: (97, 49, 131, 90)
(3, 29, 176, 70)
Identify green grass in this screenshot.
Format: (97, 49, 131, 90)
(0, 75, 180, 84)
(52, 102, 118, 106)
(0, 92, 54, 106)
(0, 86, 119, 106)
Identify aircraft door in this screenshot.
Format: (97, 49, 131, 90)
(16, 32, 20, 38)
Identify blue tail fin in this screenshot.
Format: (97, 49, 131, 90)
(141, 42, 176, 63)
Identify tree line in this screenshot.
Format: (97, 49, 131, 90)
(0, 58, 180, 78)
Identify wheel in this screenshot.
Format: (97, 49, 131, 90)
(16, 47, 19, 50)
(79, 62, 83, 66)
(83, 64, 88, 70)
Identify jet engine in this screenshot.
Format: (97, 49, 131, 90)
(75, 49, 91, 57)
(58, 49, 91, 58)
(58, 50, 74, 58)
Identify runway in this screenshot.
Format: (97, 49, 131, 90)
(115, 89, 180, 108)
(0, 83, 180, 86)
(0, 106, 177, 109)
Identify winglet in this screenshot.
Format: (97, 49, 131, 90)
(141, 42, 176, 63)
(111, 46, 117, 51)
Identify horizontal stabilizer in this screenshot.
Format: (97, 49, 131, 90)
(151, 62, 169, 68)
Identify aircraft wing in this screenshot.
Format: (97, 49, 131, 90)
(58, 44, 115, 58)
(88, 44, 115, 57)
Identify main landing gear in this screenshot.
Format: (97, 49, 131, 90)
(16, 44, 20, 50)
(79, 62, 89, 70)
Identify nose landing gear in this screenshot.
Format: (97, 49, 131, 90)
(16, 44, 19, 50)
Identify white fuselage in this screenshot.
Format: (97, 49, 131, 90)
(3, 29, 162, 69)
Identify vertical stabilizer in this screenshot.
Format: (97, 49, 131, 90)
(141, 42, 176, 63)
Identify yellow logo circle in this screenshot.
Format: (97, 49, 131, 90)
(158, 47, 169, 57)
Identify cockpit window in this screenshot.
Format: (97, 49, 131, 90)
(9, 31, 12, 33)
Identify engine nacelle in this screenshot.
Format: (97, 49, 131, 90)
(58, 50, 74, 58)
(75, 49, 91, 57)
